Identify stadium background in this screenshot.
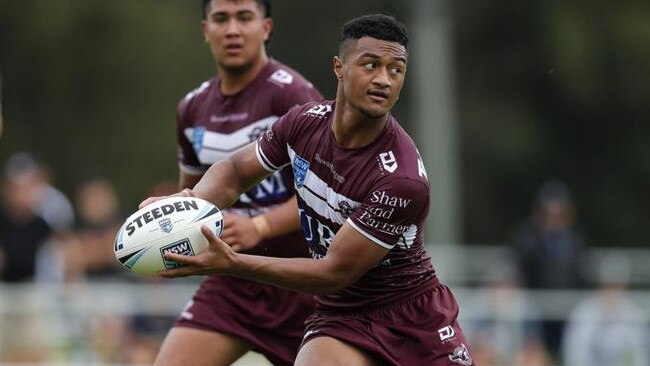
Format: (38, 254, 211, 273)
(1, 0, 650, 365)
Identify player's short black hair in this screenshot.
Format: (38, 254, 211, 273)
(339, 14, 409, 59)
(202, 0, 272, 19)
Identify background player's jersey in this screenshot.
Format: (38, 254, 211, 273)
(257, 100, 436, 310)
(177, 60, 323, 257)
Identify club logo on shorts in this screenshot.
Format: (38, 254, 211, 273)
(448, 343, 472, 365)
(160, 239, 195, 269)
(438, 325, 456, 342)
(293, 155, 310, 188)
(159, 218, 173, 233)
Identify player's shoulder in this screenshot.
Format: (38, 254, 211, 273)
(289, 100, 335, 121)
(181, 77, 216, 103)
(375, 119, 430, 191)
(177, 76, 216, 114)
(264, 59, 316, 90)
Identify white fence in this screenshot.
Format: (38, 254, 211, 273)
(1, 244, 649, 365)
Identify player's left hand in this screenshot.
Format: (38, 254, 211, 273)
(221, 213, 263, 252)
(158, 225, 236, 278)
(139, 188, 194, 209)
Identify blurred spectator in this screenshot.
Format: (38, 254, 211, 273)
(466, 261, 550, 366)
(0, 153, 53, 282)
(508, 179, 588, 357)
(561, 255, 649, 366)
(4, 152, 75, 233)
(73, 177, 125, 279)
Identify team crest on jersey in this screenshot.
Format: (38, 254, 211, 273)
(158, 218, 173, 233)
(192, 127, 206, 154)
(248, 126, 269, 142)
(293, 155, 310, 188)
(338, 201, 353, 219)
(448, 343, 472, 365)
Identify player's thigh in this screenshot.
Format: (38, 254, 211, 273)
(154, 326, 252, 366)
(295, 336, 382, 366)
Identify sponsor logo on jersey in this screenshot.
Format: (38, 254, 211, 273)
(305, 104, 332, 117)
(210, 112, 248, 123)
(448, 343, 472, 365)
(300, 209, 336, 258)
(160, 239, 195, 269)
(438, 325, 456, 342)
(158, 218, 173, 233)
(125, 200, 199, 236)
(269, 69, 294, 85)
(314, 153, 345, 183)
(379, 151, 398, 173)
(370, 190, 412, 208)
(293, 155, 310, 188)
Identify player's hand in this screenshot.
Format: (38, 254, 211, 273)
(157, 225, 235, 278)
(138, 188, 194, 209)
(221, 214, 263, 252)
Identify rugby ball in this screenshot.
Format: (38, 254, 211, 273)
(114, 196, 223, 275)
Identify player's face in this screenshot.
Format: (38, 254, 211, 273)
(336, 37, 407, 119)
(202, 0, 271, 72)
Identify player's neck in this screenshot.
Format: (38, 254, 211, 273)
(217, 54, 269, 96)
(332, 101, 388, 149)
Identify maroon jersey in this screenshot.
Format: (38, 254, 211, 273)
(257, 100, 437, 310)
(177, 59, 323, 258)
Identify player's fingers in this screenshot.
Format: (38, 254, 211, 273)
(138, 190, 194, 209)
(139, 196, 163, 209)
(158, 266, 198, 278)
(201, 225, 225, 248)
(163, 252, 199, 265)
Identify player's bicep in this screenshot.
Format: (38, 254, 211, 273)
(324, 222, 390, 287)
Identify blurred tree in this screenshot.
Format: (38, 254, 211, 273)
(1, 0, 649, 247)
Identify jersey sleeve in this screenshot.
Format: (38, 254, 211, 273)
(255, 104, 305, 172)
(347, 178, 429, 250)
(176, 95, 205, 175)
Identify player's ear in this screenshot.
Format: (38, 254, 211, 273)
(262, 18, 273, 42)
(201, 20, 209, 43)
(333, 56, 343, 81)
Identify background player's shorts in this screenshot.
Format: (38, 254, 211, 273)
(302, 280, 475, 366)
(175, 276, 316, 366)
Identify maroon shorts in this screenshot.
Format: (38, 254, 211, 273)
(175, 275, 316, 366)
(302, 281, 475, 366)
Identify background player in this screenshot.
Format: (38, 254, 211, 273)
(154, 0, 323, 365)
(145, 13, 474, 366)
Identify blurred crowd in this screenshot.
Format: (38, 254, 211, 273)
(0, 152, 178, 364)
(0, 152, 648, 366)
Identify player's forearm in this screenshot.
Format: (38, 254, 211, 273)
(193, 145, 270, 209)
(228, 254, 353, 295)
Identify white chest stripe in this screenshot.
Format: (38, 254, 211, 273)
(185, 116, 279, 164)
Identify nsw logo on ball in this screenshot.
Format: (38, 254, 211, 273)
(160, 239, 195, 269)
(159, 218, 173, 233)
